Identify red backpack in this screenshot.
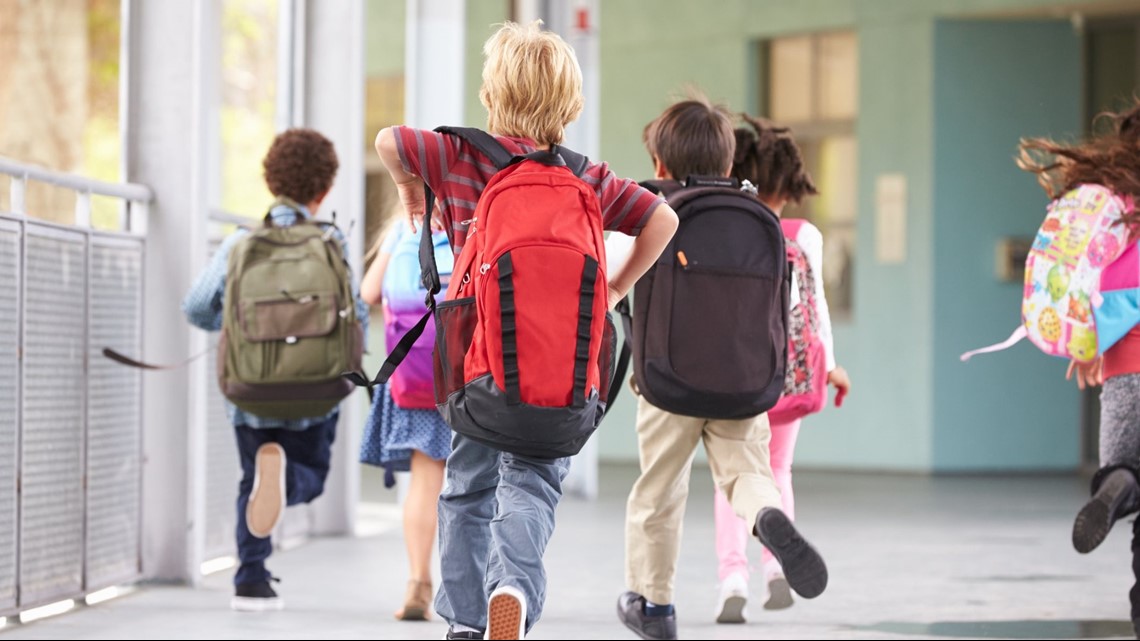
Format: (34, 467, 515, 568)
(767, 218, 827, 424)
(350, 127, 627, 458)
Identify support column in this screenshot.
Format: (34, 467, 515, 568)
(124, 0, 216, 582)
(529, 0, 602, 499)
(406, 0, 466, 128)
(301, 0, 367, 535)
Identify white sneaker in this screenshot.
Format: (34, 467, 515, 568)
(715, 572, 748, 624)
(486, 585, 526, 639)
(764, 574, 794, 610)
(246, 443, 286, 538)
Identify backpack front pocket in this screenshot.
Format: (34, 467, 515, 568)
(237, 292, 342, 381)
(434, 296, 477, 405)
(668, 266, 778, 394)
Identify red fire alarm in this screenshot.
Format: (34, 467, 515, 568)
(576, 7, 590, 31)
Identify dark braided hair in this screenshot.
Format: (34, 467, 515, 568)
(1018, 98, 1140, 225)
(730, 113, 818, 205)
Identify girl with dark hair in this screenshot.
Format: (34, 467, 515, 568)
(1024, 100, 1140, 636)
(712, 115, 851, 623)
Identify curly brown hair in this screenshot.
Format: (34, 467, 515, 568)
(730, 113, 818, 205)
(262, 128, 339, 205)
(1018, 98, 1140, 224)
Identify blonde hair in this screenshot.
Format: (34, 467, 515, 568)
(480, 21, 583, 146)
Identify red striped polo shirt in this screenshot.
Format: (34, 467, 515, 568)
(393, 126, 663, 255)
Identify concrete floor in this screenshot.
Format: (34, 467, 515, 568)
(2, 465, 1136, 640)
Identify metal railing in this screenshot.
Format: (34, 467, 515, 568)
(0, 156, 151, 615)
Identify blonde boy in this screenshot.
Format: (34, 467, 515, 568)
(374, 22, 677, 640)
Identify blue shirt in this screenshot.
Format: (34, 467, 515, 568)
(182, 203, 369, 429)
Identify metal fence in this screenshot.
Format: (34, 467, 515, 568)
(0, 157, 150, 615)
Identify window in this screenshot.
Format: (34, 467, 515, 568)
(219, 0, 279, 217)
(764, 31, 857, 318)
(0, 0, 122, 227)
(363, 0, 407, 272)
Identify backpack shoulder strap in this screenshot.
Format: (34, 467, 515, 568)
(512, 145, 591, 178)
(553, 144, 589, 178)
(665, 185, 746, 211)
(434, 126, 513, 171)
(781, 217, 806, 239)
(638, 179, 684, 198)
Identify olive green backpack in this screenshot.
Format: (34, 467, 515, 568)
(218, 208, 363, 419)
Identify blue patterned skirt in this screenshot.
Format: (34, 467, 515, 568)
(360, 384, 452, 488)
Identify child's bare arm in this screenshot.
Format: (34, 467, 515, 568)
(360, 243, 393, 306)
(375, 127, 426, 231)
(606, 202, 678, 309)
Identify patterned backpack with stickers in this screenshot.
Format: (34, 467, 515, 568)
(962, 184, 1140, 364)
(768, 218, 828, 424)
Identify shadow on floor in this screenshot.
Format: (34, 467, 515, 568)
(856, 619, 1134, 639)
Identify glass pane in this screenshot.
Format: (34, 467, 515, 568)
(90, 194, 124, 231)
(0, 0, 121, 220)
(823, 225, 855, 320)
(816, 135, 858, 226)
(364, 0, 408, 278)
(784, 134, 857, 317)
(220, 0, 279, 217)
(770, 36, 813, 123)
(1087, 27, 1137, 137)
(25, 183, 78, 226)
(818, 31, 858, 120)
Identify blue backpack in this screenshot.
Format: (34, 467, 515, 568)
(382, 225, 453, 408)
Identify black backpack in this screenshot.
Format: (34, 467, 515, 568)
(627, 177, 788, 419)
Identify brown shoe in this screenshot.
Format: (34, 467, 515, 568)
(246, 443, 286, 539)
(394, 580, 432, 621)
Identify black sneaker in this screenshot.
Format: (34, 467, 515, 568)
(754, 508, 828, 599)
(444, 629, 484, 640)
(1074, 468, 1139, 554)
(231, 580, 283, 612)
(616, 591, 677, 640)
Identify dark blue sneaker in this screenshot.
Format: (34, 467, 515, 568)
(617, 591, 677, 640)
(231, 580, 283, 612)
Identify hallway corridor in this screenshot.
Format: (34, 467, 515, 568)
(0, 466, 1133, 640)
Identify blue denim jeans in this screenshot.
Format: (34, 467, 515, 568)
(434, 433, 571, 633)
(232, 413, 338, 586)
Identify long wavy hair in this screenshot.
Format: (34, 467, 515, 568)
(1018, 98, 1140, 224)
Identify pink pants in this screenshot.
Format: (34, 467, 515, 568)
(714, 417, 801, 582)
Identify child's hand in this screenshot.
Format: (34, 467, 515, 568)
(1066, 356, 1103, 390)
(607, 284, 624, 312)
(828, 366, 850, 407)
(395, 179, 428, 232)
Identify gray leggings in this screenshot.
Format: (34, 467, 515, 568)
(1100, 373, 1140, 469)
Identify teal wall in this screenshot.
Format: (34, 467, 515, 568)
(595, 1, 934, 471)
(464, 1, 510, 128)
(931, 21, 1082, 471)
(592, 0, 1110, 471)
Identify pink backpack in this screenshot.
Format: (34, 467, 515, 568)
(768, 219, 828, 424)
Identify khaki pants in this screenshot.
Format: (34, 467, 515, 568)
(625, 396, 782, 605)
